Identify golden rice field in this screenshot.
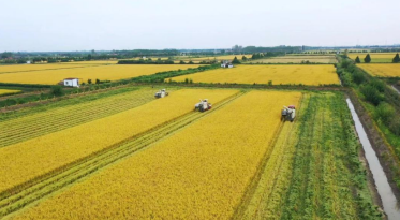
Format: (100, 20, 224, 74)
(348, 53, 399, 63)
(0, 89, 20, 95)
(0, 88, 237, 193)
(0, 64, 88, 73)
(179, 55, 252, 61)
(170, 64, 340, 85)
(10, 91, 302, 219)
(358, 63, 400, 77)
(0, 89, 382, 219)
(0, 64, 199, 85)
(71, 60, 118, 64)
(246, 55, 337, 63)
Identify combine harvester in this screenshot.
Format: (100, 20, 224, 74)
(154, 89, 168, 99)
(281, 105, 296, 122)
(194, 99, 212, 112)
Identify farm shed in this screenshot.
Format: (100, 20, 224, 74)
(62, 78, 79, 87)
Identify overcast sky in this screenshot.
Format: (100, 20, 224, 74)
(0, 0, 399, 51)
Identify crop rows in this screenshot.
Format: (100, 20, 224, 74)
(0, 89, 238, 194)
(0, 91, 244, 218)
(236, 92, 381, 220)
(0, 88, 156, 147)
(170, 64, 340, 86)
(236, 93, 308, 220)
(0, 64, 200, 85)
(279, 93, 380, 219)
(7, 91, 301, 219)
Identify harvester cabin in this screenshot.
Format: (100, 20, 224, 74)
(62, 78, 79, 87)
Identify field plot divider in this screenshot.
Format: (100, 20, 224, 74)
(0, 91, 245, 219)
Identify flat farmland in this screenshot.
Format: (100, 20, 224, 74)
(0, 88, 237, 194)
(0, 64, 90, 74)
(8, 90, 302, 219)
(178, 55, 252, 61)
(0, 64, 199, 85)
(348, 53, 399, 63)
(4, 91, 380, 219)
(71, 60, 118, 64)
(246, 55, 337, 63)
(358, 63, 400, 77)
(170, 64, 340, 86)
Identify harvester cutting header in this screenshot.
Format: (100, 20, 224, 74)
(194, 99, 212, 112)
(281, 105, 296, 122)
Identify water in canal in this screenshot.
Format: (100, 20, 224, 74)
(346, 98, 400, 220)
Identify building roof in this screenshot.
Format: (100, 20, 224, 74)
(64, 78, 78, 80)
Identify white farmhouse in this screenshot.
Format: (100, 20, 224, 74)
(221, 61, 234, 68)
(63, 78, 79, 87)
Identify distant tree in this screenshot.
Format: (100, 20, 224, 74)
(17, 59, 27, 63)
(1, 53, 13, 59)
(355, 56, 361, 63)
(32, 58, 42, 63)
(393, 53, 400, 63)
(87, 54, 92, 60)
(242, 56, 248, 61)
(364, 54, 371, 63)
(232, 56, 240, 64)
(158, 58, 162, 61)
(179, 60, 186, 64)
(88, 79, 92, 84)
(188, 60, 194, 64)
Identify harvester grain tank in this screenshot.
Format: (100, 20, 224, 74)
(154, 89, 168, 99)
(281, 105, 296, 122)
(194, 99, 212, 112)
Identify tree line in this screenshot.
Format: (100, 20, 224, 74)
(354, 53, 400, 63)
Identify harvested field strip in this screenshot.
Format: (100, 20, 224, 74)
(0, 88, 157, 147)
(238, 92, 381, 219)
(236, 93, 308, 219)
(9, 91, 302, 220)
(279, 93, 380, 219)
(0, 89, 238, 193)
(0, 85, 146, 121)
(0, 91, 244, 219)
